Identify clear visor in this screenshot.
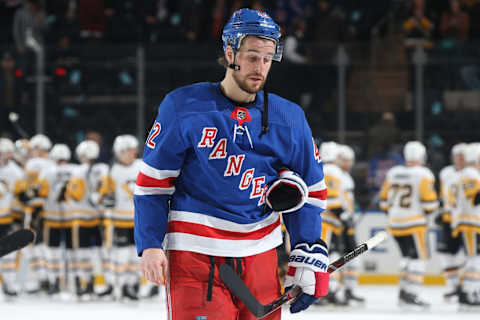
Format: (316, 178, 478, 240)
(235, 35, 283, 62)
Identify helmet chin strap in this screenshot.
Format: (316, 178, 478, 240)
(228, 50, 240, 71)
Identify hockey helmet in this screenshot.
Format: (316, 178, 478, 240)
(337, 144, 355, 162)
(0, 138, 15, 154)
(76, 140, 99, 161)
(222, 8, 282, 62)
(30, 134, 52, 151)
(403, 141, 426, 163)
(113, 134, 138, 157)
(50, 144, 71, 161)
(320, 141, 339, 163)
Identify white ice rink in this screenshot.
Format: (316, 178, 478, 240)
(1, 285, 478, 320)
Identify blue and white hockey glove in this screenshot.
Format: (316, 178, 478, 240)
(284, 239, 329, 313)
(266, 169, 308, 213)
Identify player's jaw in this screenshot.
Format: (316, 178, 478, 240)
(233, 71, 266, 94)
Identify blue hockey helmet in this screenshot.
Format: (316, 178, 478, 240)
(222, 8, 283, 62)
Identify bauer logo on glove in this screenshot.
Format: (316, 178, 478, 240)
(266, 169, 308, 213)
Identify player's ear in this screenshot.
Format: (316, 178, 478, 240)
(225, 46, 234, 65)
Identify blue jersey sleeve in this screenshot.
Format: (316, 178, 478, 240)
(134, 93, 187, 256)
(283, 112, 326, 247)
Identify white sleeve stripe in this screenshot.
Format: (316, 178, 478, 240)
(306, 198, 327, 209)
(140, 161, 180, 180)
(134, 185, 176, 196)
(308, 179, 327, 192)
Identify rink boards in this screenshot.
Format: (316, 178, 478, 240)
(355, 211, 457, 285)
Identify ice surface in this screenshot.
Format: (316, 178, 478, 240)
(1, 285, 478, 320)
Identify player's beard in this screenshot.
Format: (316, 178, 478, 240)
(233, 71, 266, 94)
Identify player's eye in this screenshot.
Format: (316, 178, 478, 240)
(246, 53, 260, 63)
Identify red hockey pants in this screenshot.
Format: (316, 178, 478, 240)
(166, 248, 282, 320)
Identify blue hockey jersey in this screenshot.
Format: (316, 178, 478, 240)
(134, 82, 327, 257)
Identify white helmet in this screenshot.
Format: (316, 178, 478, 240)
(30, 134, 52, 151)
(337, 145, 355, 162)
(50, 144, 71, 161)
(0, 138, 15, 153)
(76, 140, 99, 161)
(320, 141, 338, 163)
(451, 142, 468, 157)
(403, 141, 426, 163)
(464, 143, 480, 164)
(113, 134, 138, 157)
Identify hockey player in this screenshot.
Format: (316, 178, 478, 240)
(450, 143, 480, 308)
(41, 144, 76, 295)
(135, 8, 329, 319)
(18, 134, 54, 293)
(316, 141, 348, 306)
(337, 144, 365, 305)
(65, 140, 108, 300)
(437, 143, 467, 302)
(379, 141, 438, 309)
(0, 138, 24, 297)
(101, 135, 142, 300)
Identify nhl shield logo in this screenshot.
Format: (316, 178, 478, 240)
(237, 109, 246, 120)
(230, 106, 252, 126)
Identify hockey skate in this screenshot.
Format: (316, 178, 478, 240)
(97, 284, 114, 300)
(345, 288, 365, 305)
(314, 290, 348, 308)
(458, 290, 480, 311)
(75, 277, 95, 301)
(443, 285, 461, 303)
(398, 289, 430, 310)
(121, 284, 139, 301)
(47, 278, 61, 296)
(2, 283, 18, 299)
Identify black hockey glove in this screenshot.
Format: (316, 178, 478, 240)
(18, 187, 38, 205)
(266, 169, 308, 213)
(100, 194, 116, 208)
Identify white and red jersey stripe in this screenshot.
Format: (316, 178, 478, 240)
(164, 210, 283, 257)
(134, 161, 180, 196)
(307, 179, 327, 209)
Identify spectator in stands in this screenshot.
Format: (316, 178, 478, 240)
(367, 112, 404, 207)
(438, 0, 470, 89)
(309, 0, 350, 62)
(284, 18, 308, 64)
(85, 130, 111, 163)
(47, 0, 80, 44)
(12, 0, 47, 72)
(440, 0, 470, 41)
(78, 0, 105, 39)
(403, 0, 434, 49)
(104, 0, 157, 43)
(180, 0, 211, 42)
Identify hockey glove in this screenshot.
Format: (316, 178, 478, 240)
(266, 169, 308, 213)
(284, 239, 329, 313)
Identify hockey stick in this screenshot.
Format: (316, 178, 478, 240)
(219, 231, 387, 319)
(0, 229, 35, 258)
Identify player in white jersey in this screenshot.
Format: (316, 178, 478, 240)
(0, 138, 25, 297)
(379, 141, 438, 309)
(317, 141, 348, 306)
(449, 144, 480, 308)
(17, 134, 54, 293)
(40, 144, 77, 296)
(337, 144, 365, 305)
(100, 135, 142, 300)
(65, 140, 108, 299)
(437, 143, 467, 302)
